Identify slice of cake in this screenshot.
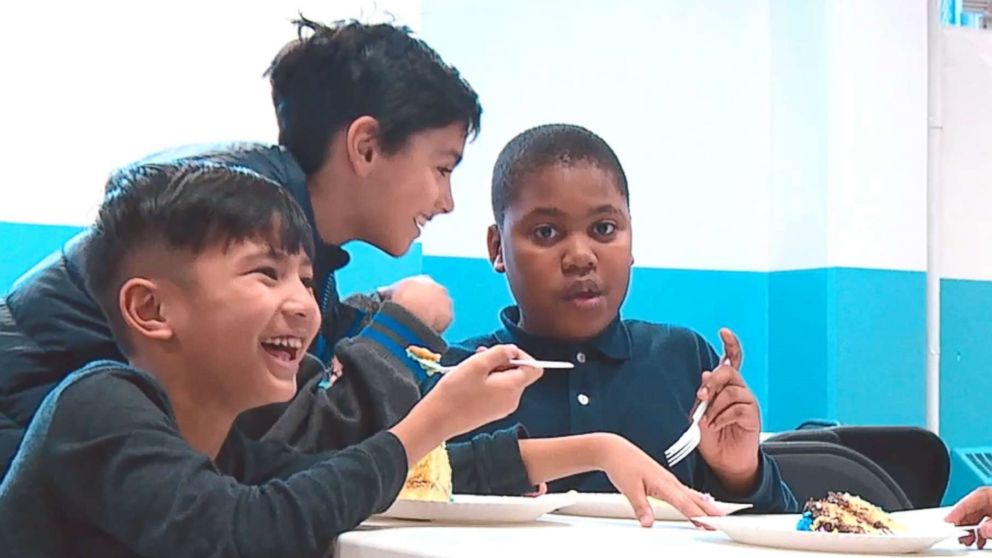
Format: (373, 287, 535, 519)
(406, 345, 443, 376)
(797, 492, 903, 534)
(398, 443, 453, 502)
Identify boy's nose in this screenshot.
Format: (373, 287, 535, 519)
(436, 181, 454, 214)
(561, 240, 597, 274)
(434, 179, 455, 213)
(284, 285, 319, 322)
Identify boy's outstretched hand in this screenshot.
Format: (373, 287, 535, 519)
(696, 328, 762, 494)
(517, 433, 723, 528)
(600, 435, 724, 527)
(945, 487, 992, 549)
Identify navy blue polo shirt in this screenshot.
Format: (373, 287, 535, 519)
(430, 306, 798, 513)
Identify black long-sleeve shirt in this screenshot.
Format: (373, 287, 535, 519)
(0, 328, 535, 557)
(0, 360, 406, 558)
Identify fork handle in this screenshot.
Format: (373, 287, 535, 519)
(509, 359, 575, 369)
(691, 400, 708, 422)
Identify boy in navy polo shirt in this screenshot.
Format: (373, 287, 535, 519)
(432, 124, 798, 513)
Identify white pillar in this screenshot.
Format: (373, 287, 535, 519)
(925, 0, 943, 434)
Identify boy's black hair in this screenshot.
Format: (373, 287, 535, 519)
(85, 162, 315, 352)
(491, 124, 629, 225)
(266, 16, 482, 175)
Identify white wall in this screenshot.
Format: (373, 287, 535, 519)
(0, 1, 937, 276)
(419, 0, 773, 271)
(768, 0, 830, 271)
(420, 0, 930, 273)
(825, 0, 928, 272)
(941, 27, 992, 281)
(0, 0, 420, 226)
(768, 0, 928, 273)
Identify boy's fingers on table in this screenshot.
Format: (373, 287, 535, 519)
(524, 482, 547, 498)
(649, 484, 706, 526)
(620, 483, 654, 528)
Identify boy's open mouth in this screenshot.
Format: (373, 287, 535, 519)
(567, 292, 605, 308)
(562, 279, 607, 310)
(563, 280, 604, 301)
(260, 336, 304, 362)
(414, 214, 432, 237)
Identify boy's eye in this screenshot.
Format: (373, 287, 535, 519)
(592, 222, 617, 237)
(253, 266, 279, 281)
(533, 225, 559, 241)
(301, 276, 315, 291)
(437, 166, 453, 177)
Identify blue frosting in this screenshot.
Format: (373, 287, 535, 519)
(796, 512, 814, 532)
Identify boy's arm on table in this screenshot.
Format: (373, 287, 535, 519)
(447, 425, 535, 496)
(484, 433, 723, 526)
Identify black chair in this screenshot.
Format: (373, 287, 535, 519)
(762, 441, 913, 511)
(766, 426, 949, 509)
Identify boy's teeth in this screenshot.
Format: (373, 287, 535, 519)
(263, 336, 303, 349)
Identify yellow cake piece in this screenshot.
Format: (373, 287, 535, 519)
(406, 345, 444, 376)
(406, 345, 441, 363)
(398, 443, 452, 502)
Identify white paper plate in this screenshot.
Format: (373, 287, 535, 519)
(694, 512, 968, 554)
(553, 492, 752, 521)
(377, 494, 575, 524)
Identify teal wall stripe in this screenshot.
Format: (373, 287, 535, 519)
(0, 221, 83, 294)
(767, 268, 831, 431)
(832, 268, 927, 426)
(3, 219, 991, 499)
(940, 278, 992, 449)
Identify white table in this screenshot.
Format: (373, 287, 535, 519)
(336, 508, 972, 558)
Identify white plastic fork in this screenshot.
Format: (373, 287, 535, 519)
(665, 400, 708, 467)
(665, 358, 735, 467)
(417, 358, 575, 376)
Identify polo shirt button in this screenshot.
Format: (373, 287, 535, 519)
(577, 393, 590, 406)
(576, 352, 586, 364)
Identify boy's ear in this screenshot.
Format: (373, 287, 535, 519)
(345, 115, 381, 177)
(630, 216, 635, 267)
(486, 225, 506, 273)
(119, 278, 174, 342)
